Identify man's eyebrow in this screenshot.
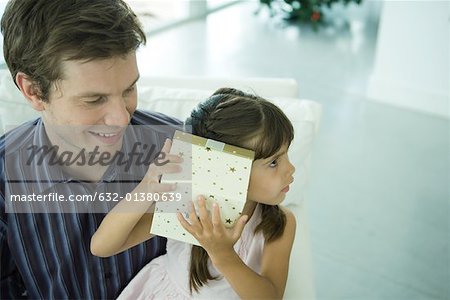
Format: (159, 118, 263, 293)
(125, 75, 140, 90)
(76, 75, 140, 98)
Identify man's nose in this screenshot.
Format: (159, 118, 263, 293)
(103, 98, 130, 126)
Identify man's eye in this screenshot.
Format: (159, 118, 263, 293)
(124, 86, 136, 96)
(87, 97, 107, 105)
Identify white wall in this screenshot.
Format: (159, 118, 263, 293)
(368, 1, 449, 118)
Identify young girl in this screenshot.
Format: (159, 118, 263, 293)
(91, 88, 297, 299)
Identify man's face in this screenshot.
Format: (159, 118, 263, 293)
(41, 52, 139, 155)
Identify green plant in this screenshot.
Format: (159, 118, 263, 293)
(259, 0, 363, 27)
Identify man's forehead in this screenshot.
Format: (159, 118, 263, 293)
(56, 54, 138, 92)
(60, 54, 136, 76)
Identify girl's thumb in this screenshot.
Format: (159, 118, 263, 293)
(161, 138, 172, 153)
(232, 215, 248, 240)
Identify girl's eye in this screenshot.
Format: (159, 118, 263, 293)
(269, 159, 278, 168)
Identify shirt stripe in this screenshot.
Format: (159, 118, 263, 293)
(0, 110, 181, 299)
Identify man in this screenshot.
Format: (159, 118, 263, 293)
(0, 0, 181, 298)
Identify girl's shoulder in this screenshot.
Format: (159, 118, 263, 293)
(279, 205, 296, 223)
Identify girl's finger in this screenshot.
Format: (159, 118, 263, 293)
(211, 202, 222, 228)
(177, 212, 193, 234)
(147, 182, 177, 193)
(231, 215, 248, 241)
(197, 196, 212, 232)
(158, 139, 184, 164)
(145, 138, 183, 181)
(160, 138, 172, 155)
(211, 203, 226, 237)
(188, 201, 202, 229)
(164, 153, 184, 163)
(146, 163, 182, 181)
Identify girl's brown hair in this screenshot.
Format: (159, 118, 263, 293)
(185, 87, 294, 293)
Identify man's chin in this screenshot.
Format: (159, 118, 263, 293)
(68, 143, 122, 168)
(84, 142, 123, 156)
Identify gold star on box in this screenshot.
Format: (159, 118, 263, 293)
(229, 167, 236, 173)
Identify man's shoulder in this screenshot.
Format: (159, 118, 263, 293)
(0, 119, 40, 204)
(131, 109, 183, 127)
(0, 118, 41, 158)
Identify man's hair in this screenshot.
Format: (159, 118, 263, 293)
(1, 0, 146, 101)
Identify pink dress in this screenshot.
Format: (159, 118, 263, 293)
(118, 205, 264, 299)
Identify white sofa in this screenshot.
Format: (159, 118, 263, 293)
(0, 70, 320, 299)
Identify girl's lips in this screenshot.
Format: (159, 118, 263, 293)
(281, 178, 294, 193)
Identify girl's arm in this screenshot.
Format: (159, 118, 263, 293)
(90, 139, 182, 257)
(178, 198, 296, 299)
(90, 189, 156, 257)
(214, 207, 295, 299)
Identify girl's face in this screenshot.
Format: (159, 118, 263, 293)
(247, 144, 295, 205)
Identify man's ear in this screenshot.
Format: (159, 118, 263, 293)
(15, 72, 45, 111)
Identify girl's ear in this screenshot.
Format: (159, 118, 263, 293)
(15, 72, 45, 111)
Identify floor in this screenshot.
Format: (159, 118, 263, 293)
(136, 2, 449, 300)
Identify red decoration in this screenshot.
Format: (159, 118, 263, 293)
(310, 11, 321, 22)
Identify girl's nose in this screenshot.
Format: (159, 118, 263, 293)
(287, 160, 295, 176)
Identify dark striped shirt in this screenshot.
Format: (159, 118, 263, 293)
(0, 110, 182, 299)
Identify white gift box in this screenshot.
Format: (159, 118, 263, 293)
(150, 130, 254, 245)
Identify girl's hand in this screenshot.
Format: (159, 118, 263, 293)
(177, 196, 248, 258)
(91, 138, 183, 257)
(143, 138, 183, 194)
